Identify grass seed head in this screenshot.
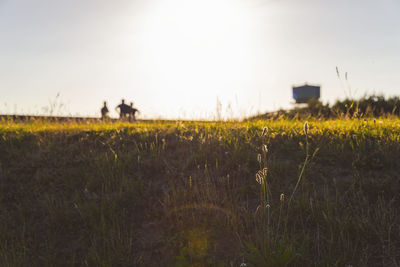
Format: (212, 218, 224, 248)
(280, 193, 285, 202)
(257, 153, 262, 163)
(262, 167, 268, 177)
(304, 122, 309, 135)
(256, 172, 264, 184)
(261, 126, 268, 136)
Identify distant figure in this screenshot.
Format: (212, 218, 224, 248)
(128, 102, 139, 122)
(101, 101, 109, 120)
(115, 99, 130, 119)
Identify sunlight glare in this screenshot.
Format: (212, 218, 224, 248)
(140, 0, 255, 112)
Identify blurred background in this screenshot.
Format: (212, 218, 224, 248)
(1, 0, 399, 119)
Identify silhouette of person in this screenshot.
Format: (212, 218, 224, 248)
(128, 102, 139, 122)
(101, 101, 109, 120)
(115, 99, 130, 119)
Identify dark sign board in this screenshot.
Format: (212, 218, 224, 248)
(293, 84, 320, 103)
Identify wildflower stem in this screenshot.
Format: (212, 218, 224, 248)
(288, 127, 309, 206)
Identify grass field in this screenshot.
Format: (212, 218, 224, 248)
(0, 119, 399, 266)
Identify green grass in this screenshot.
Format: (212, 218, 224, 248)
(0, 119, 399, 266)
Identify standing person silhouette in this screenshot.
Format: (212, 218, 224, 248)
(129, 102, 139, 122)
(101, 101, 109, 120)
(115, 99, 130, 119)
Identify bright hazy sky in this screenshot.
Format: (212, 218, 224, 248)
(1, 0, 399, 119)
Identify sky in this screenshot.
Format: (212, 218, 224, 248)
(1, 0, 399, 119)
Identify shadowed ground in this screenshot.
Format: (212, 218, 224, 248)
(0, 119, 399, 266)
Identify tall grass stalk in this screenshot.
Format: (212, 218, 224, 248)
(288, 122, 309, 206)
